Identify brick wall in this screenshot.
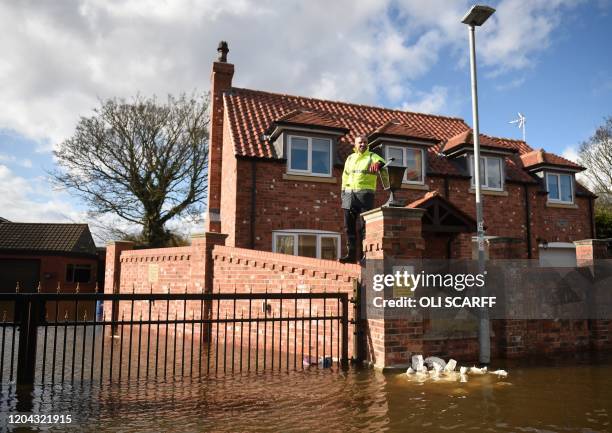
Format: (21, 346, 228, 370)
(212, 245, 360, 360)
(220, 150, 593, 262)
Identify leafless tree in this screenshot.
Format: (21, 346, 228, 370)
(52, 93, 209, 247)
(579, 116, 612, 207)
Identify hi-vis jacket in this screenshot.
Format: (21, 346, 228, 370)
(341, 150, 386, 191)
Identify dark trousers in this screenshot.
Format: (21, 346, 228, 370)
(341, 190, 375, 254)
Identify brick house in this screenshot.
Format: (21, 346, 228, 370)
(204, 44, 596, 264)
(0, 221, 101, 294)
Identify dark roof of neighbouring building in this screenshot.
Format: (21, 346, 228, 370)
(222, 87, 586, 185)
(0, 222, 97, 256)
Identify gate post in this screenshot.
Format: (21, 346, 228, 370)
(17, 295, 39, 385)
(341, 294, 349, 368)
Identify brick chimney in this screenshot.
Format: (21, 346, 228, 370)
(205, 41, 234, 232)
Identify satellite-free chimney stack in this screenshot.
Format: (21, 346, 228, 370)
(205, 41, 234, 233)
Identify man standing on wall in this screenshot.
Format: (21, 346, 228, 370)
(339, 135, 386, 264)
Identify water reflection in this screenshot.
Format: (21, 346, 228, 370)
(1, 357, 611, 432)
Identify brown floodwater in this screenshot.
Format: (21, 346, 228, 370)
(1, 354, 611, 432)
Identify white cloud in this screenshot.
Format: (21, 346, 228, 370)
(401, 86, 449, 115)
(0, 0, 582, 151)
(479, 0, 584, 74)
(0, 153, 35, 169)
(561, 145, 579, 163)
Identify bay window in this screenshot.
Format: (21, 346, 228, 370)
(287, 135, 332, 177)
(273, 230, 341, 259)
(546, 172, 573, 203)
(469, 155, 503, 190)
(384, 145, 425, 184)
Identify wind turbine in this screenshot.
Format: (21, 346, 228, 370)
(509, 112, 526, 141)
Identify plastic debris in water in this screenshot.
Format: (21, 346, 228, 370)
(411, 354, 425, 372)
(459, 366, 468, 375)
(424, 356, 446, 370)
(469, 366, 487, 375)
(406, 367, 415, 375)
(491, 369, 508, 378)
(444, 359, 457, 372)
(460, 373, 468, 383)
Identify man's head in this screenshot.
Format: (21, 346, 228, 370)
(354, 135, 369, 153)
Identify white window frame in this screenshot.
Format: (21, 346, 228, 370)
(384, 145, 426, 185)
(272, 230, 341, 259)
(546, 172, 574, 204)
(287, 135, 333, 177)
(469, 154, 504, 191)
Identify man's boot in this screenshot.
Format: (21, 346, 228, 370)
(338, 242, 356, 264)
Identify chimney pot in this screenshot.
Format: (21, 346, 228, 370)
(217, 41, 229, 62)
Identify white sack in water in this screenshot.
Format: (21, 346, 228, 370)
(469, 366, 487, 375)
(491, 369, 508, 378)
(424, 356, 446, 370)
(411, 354, 425, 372)
(444, 359, 457, 372)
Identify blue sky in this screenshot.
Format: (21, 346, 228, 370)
(0, 0, 610, 242)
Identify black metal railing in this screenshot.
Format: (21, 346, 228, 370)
(0, 291, 349, 386)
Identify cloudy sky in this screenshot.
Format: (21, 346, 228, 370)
(0, 0, 610, 242)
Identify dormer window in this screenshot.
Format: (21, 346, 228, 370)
(546, 172, 573, 203)
(287, 135, 332, 177)
(469, 155, 503, 191)
(384, 145, 425, 184)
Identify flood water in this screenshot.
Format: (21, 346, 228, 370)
(1, 354, 611, 432)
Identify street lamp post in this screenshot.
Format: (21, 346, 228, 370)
(462, 4, 495, 365)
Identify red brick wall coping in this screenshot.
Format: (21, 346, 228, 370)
(213, 245, 361, 282)
(120, 246, 192, 263)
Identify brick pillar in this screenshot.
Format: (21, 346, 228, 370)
(104, 241, 133, 334)
(361, 207, 425, 369)
(204, 52, 235, 233)
(191, 232, 228, 293)
(574, 238, 612, 351)
(575, 238, 612, 267)
(104, 241, 134, 295)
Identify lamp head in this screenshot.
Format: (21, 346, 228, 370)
(461, 5, 495, 26)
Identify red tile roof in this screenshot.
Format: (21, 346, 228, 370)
(443, 129, 519, 154)
(368, 119, 438, 142)
(520, 148, 584, 171)
(224, 87, 470, 161)
(222, 87, 574, 185)
(273, 109, 349, 133)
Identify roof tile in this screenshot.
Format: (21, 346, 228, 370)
(0, 223, 97, 255)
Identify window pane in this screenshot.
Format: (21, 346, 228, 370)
(275, 235, 295, 255)
(66, 264, 74, 283)
(298, 235, 317, 258)
(311, 138, 331, 174)
(289, 137, 308, 171)
(547, 174, 559, 200)
(405, 149, 423, 182)
(74, 265, 91, 283)
(470, 156, 485, 186)
(560, 174, 572, 202)
(387, 147, 404, 166)
(320, 236, 338, 260)
(486, 158, 502, 189)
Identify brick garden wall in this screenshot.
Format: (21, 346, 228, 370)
(211, 245, 360, 360)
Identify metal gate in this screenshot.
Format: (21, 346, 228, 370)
(0, 290, 349, 386)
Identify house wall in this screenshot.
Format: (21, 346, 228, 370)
(0, 253, 98, 294)
(222, 154, 593, 261)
